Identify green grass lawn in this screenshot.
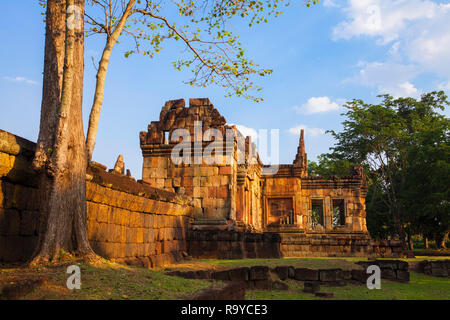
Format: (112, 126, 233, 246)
(247, 272, 450, 300)
(2, 256, 449, 300)
(193, 257, 449, 300)
(0, 259, 217, 300)
(198, 257, 363, 270)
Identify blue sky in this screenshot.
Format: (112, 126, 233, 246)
(1, 0, 449, 178)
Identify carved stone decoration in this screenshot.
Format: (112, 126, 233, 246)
(267, 198, 294, 226)
(113, 154, 125, 175)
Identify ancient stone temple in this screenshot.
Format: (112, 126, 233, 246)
(0, 98, 402, 265)
(139, 98, 389, 258)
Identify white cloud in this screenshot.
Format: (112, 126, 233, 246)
(406, 22, 450, 75)
(4, 76, 38, 85)
(288, 125, 326, 137)
(388, 41, 400, 56)
(349, 61, 420, 97)
(355, 61, 418, 86)
(323, 0, 339, 8)
(231, 124, 259, 143)
(86, 49, 99, 56)
(380, 81, 420, 99)
(438, 81, 450, 91)
(332, 0, 438, 44)
(293, 96, 340, 114)
(332, 1, 450, 94)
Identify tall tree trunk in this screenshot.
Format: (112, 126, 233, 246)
(85, 0, 136, 162)
(424, 236, 429, 249)
(390, 205, 407, 250)
(408, 235, 414, 251)
(439, 231, 449, 249)
(30, 0, 97, 265)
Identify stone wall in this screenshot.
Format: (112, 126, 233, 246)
(0, 129, 39, 262)
(187, 230, 282, 259)
(187, 229, 402, 259)
(167, 260, 410, 292)
(85, 165, 194, 267)
(0, 129, 195, 266)
(356, 260, 410, 282)
(416, 260, 450, 277)
(279, 232, 403, 258)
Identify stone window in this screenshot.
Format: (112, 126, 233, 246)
(311, 199, 324, 227)
(332, 199, 345, 226)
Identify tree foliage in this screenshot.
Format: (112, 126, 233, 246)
(313, 91, 450, 248)
(78, 0, 319, 160)
(84, 0, 318, 102)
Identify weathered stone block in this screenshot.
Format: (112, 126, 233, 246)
(351, 269, 369, 283)
(431, 268, 448, 277)
(319, 269, 343, 282)
(253, 279, 272, 290)
(396, 270, 410, 282)
(294, 268, 319, 281)
(288, 266, 295, 279)
(430, 261, 446, 270)
(219, 166, 232, 175)
(211, 270, 230, 281)
(342, 270, 352, 280)
(181, 176, 193, 187)
(274, 266, 289, 280)
(228, 267, 249, 281)
(249, 266, 269, 281)
(272, 280, 289, 290)
(303, 281, 320, 293)
(381, 268, 397, 280)
(397, 260, 409, 271)
(376, 260, 397, 270)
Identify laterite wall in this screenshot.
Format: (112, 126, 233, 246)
(0, 129, 194, 267)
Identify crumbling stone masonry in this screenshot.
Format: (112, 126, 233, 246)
(0, 129, 194, 266)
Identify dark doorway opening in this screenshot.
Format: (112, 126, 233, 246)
(311, 199, 324, 227)
(332, 199, 345, 226)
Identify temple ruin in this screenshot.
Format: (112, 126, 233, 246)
(139, 98, 381, 258)
(0, 98, 402, 265)
(140, 98, 368, 233)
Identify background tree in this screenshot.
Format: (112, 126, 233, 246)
(31, 0, 97, 265)
(307, 154, 352, 178)
(400, 105, 449, 248)
(83, 0, 319, 161)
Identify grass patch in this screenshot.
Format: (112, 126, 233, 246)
(2, 257, 448, 300)
(195, 256, 449, 270)
(0, 259, 215, 300)
(197, 257, 364, 270)
(246, 272, 450, 300)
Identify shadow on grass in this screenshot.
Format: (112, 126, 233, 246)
(0, 259, 214, 300)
